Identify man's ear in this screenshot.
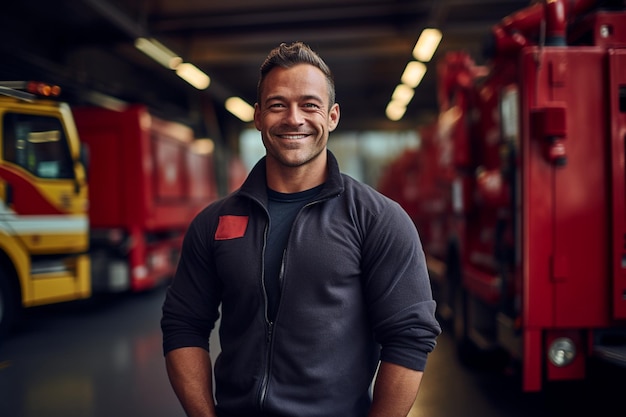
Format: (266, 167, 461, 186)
(328, 103, 340, 132)
(254, 103, 261, 131)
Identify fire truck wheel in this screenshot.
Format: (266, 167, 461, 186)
(0, 271, 20, 338)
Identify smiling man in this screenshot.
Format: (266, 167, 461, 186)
(161, 41, 441, 417)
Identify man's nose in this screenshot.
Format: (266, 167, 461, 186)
(284, 104, 304, 125)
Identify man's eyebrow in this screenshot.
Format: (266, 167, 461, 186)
(265, 94, 285, 103)
(264, 94, 323, 103)
(301, 94, 324, 103)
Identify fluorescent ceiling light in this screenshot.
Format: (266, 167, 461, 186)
(176, 63, 211, 90)
(401, 61, 427, 88)
(225, 97, 254, 122)
(191, 138, 215, 155)
(391, 84, 415, 106)
(134, 37, 182, 69)
(386, 100, 407, 121)
(84, 91, 128, 112)
(413, 28, 442, 62)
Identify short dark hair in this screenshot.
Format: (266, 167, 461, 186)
(257, 41, 336, 107)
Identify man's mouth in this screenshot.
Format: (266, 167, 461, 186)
(278, 134, 309, 140)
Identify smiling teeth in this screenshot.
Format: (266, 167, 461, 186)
(281, 134, 307, 139)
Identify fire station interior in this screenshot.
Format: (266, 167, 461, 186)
(1, 1, 626, 417)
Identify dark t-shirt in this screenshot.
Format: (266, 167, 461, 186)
(265, 184, 324, 321)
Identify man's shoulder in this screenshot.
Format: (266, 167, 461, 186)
(340, 173, 397, 207)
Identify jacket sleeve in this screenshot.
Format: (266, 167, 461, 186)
(362, 199, 441, 371)
(161, 210, 222, 356)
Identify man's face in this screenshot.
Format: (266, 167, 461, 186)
(254, 64, 340, 169)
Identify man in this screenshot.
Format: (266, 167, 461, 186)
(161, 41, 441, 417)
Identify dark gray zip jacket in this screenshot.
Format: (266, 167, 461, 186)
(161, 150, 441, 417)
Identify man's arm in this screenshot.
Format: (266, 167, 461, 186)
(165, 347, 217, 417)
(368, 361, 424, 417)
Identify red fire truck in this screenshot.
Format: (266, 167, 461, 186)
(72, 105, 218, 293)
(379, 0, 626, 391)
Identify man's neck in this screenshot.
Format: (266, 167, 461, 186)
(265, 157, 327, 193)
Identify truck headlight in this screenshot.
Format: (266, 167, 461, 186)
(548, 337, 576, 367)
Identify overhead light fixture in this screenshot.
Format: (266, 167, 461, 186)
(385, 28, 440, 121)
(84, 90, 128, 112)
(176, 63, 211, 90)
(191, 138, 215, 155)
(134, 37, 182, 69)
(225, 97, 255, 122)
(386, 100, 407, 121)
(412, 28, 442, 62)
(401, 61, 427, 88)
(391, 84, 415, 106)
(135, 37, 210, 90)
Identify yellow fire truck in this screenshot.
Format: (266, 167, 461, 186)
(0, 81, 90, 336)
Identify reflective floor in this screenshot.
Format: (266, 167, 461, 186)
(0, 289, 182, 417)
(1, 284, 623, 417)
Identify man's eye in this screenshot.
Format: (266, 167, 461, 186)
(269, 103, 285, 108)
(303, 103, 320, 109)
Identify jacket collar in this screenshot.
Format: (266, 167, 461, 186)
(238, 149, 344, 206)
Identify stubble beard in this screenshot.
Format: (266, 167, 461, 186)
(265, 131, 327, 168)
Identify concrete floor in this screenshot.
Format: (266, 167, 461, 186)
(0, 284, 623, 417)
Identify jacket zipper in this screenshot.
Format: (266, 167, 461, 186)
(258, 213, 272, 410)
(256, 193, 339, 410)
(258, 320, 273, 409)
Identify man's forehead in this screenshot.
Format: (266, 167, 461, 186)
(261, 65, 329, 98)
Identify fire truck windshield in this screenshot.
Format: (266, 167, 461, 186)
(3, 112, 74, 179)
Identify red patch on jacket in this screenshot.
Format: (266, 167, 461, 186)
(215, 215, 249, 240)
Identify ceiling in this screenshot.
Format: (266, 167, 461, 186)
(0, 0, 531, 141)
